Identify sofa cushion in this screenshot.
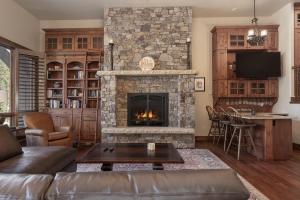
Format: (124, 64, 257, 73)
(0, 125, 23, 162)
(0, 146, 76, 174)
(0, 173, 53, 200)
(48, 132, 68, 141)
(46, 172, 135, 200)
(46, 169, 249, 200)
(131, 169, 249, 200)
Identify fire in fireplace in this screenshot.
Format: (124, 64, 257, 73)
(127, 93, 168, 126)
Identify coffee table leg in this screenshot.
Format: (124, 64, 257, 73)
(153, 163, 164, 170)
(101, 163, 113, 171)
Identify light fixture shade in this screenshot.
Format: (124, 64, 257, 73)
(260, 29, 268, 37)
(248, 29, 255, 36)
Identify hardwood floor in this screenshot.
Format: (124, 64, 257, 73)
(197, 142, 300, 200)
(77, 142, 300, 200)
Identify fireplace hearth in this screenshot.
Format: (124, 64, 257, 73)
(127, 93, 168, 126)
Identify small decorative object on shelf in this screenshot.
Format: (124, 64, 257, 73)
(139, 56, 155, 71)
(195, 77, 205, 92)
(109, 39, 114, 71)
(186, 37, 191, 69)
(147, 143, 156, 151)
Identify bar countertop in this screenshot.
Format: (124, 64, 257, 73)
(240, 113, 292, 120)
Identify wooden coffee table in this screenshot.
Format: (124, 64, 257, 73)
(77, 143, 184, 171)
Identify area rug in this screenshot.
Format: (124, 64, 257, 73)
(77, 149, 269, 200)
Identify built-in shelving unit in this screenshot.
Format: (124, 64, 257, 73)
(211, 25, 279, 112)
(44, 28, 103, 145)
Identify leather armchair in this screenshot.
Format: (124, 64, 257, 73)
(23, 112, 72, 147)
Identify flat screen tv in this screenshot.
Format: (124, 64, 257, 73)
(236, 52, 281, 79)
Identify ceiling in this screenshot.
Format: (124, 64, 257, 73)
(13, 0, 292, 20)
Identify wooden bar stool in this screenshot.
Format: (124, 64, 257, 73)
(206, 105, 221, 144)
(216, 107, 232, 151)
(226, 107, 258, 161)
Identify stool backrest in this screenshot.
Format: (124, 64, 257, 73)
(227, 107, 244, 124)
(206, 105, 218, 121)
(217, 107, 230, 121)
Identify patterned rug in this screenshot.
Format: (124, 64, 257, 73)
(77, 149, 269, 200)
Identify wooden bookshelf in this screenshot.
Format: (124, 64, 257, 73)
(44, 28, 103, 145)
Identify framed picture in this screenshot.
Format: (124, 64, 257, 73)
(195, 77, 205, 92)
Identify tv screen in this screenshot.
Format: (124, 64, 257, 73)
(236, 52, 281, 79)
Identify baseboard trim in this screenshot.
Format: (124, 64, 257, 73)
(293, 143, 300, 150)
(195, 136, 211, 142)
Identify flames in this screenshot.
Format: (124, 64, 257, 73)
(135, 110, 158, 121)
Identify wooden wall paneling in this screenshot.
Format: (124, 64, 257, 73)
(216, 50, 228, 79)
(268, 80, 279, 97)
(266, 30, 278, 50)
(295, 29, 300, 66)
(216, 30, 228, 50)
(217, 80, 228, 97)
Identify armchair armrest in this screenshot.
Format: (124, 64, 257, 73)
(56, 126, 71, 133)
(56, 126, 72, 140)
(25, 128, 49, 138)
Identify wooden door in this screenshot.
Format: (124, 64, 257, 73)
(265, 30, 278, 50)
(89, 34, 103, 51)
(80, 109, 98, 143)
(228, 31, 247, 50)
(48, 108, 72, 129)
(216, 31, 228, 50)
(61, 35, 75, 51)
(215, 50, 227, 80)
(295, 29, 300, 66)
(248, 80, 269, 97)
(45, 36, 60, 51)
(228, 80, 247, 97)
(75, 35, 89, 51)
(268, 80, 279, 97)
(216, 80, 228, 97)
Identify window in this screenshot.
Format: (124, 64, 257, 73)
(0, 45, 11, 113)
(93, 37, 102, 49)
(16, 50, 45, 127)
(292, 66, 300, 103)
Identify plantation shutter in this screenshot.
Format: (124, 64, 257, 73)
(294, 66, 300, 101)
(15, 49, 45, 127)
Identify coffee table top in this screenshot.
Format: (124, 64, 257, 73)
(77, 143, 184, 164)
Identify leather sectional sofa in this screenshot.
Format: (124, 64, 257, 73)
(0, 125, 76, 174)
(0, 169, 250, 200)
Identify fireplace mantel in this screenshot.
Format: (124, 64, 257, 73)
(96, 70, 198, 77)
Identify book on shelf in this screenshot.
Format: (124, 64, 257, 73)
(67, 99, 82, 108)
(49, 100, 61, 109)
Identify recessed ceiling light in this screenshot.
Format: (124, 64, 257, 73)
(232, 8, 238, 11)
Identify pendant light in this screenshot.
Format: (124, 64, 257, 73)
(247, 0, 267, 45)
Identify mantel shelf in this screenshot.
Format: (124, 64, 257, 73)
(96, 70, 198, 77)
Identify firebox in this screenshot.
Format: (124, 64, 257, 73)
(127, 93, 168, 126)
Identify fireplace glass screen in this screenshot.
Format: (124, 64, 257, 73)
(127, 93, 168, 126)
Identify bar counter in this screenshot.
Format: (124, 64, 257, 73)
(239, 113, 292, 160)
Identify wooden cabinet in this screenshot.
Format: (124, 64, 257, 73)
(44, 28, 103, 52)
(213, 50, 227, 80)
(61, 35, 74, 51)
(248, 80, 268, 97)
(75, 35, 89, 51)
(228, 80, 247, 97)
(45, 28, 103, 144)
(268, 80, 278, 97)
(46, 36, 59, 51)
(213, 80, 228, 97)
(295, 10, 300, 28)
(295, 29, 300, 66)
(265, 30, 278, 50)
(228, 31, 247, 50)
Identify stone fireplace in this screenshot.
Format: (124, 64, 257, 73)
(127, 93, 169, 127)
(97, 7, 196, 148)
